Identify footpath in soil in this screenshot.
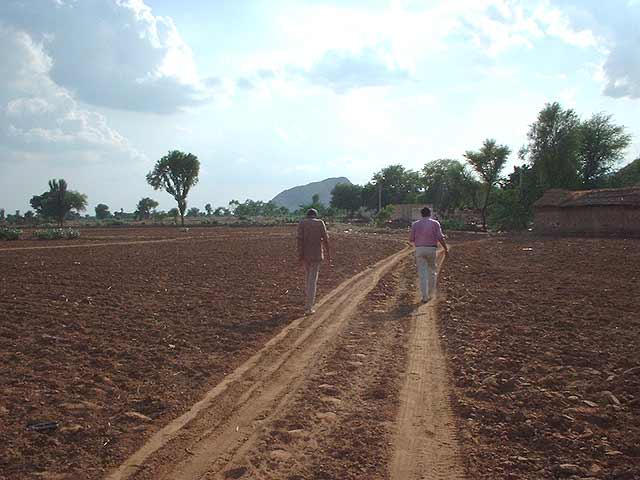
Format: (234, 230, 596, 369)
(240, 258, 416, 480)
(0, 227, 403, 480)
(439, 236, 640, 480)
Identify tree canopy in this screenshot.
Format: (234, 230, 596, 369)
(464, 139, 511, 230)
(362, 165, 421, 211)
(146, 150, 200, 226)
(421, 159, 481, 214)
(330, 183, 363, 216)
(30, 179, 87, 227)
(525, 102, 581, 189)
(135, 197, 159, 220)
(95, 203, 111, 219)
(579, 113, 632, 188)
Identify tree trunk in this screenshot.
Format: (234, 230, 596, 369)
(481, 185, 491, 231)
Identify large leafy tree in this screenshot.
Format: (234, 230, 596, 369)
(135, 197, 159, 220)
(30, 179, 87, 227)
(95, 203, 111, 219)
(464, 139, 511, 230)
(421, 159, 481, 214)
(146, 150, 200, 227)
(330, 183, 363, 216)
(363, 165, 421, 211)
(525, 102, 581, 189)
(579, 113, 632, 188)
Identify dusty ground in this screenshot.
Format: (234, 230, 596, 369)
(439, 236, 640, 480)
(0, 227, 404, 479)
(241, 258, 416, 480)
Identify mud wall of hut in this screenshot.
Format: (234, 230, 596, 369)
(535, 206, 640, 234)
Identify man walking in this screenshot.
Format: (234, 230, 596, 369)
(297, 208, 331, 314)
(409, 207, 449, 303)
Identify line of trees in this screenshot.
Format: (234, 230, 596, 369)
(329, 101, 637, 230)
(2, 101, 637, 231)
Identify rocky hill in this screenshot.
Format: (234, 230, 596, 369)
(271, 177, 351, 212)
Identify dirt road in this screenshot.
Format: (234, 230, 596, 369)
(106, 247, 464, 480)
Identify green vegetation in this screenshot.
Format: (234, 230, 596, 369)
(135, 197, 159, 220)
(464, 139, 511, 230)
(30, 179, 87, 227)
(607, 158, 640, 187)
(95, 203, 111, 219)
(0, 227, 22, 240)
(2, 103, 634, 232)
(146, 150, 200, 227)
(32, 228, 80, 240)
(374, 205, 395, 226)
(330, 183, 363, 217)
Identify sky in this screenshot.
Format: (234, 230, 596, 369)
(1, 0, 639, 214)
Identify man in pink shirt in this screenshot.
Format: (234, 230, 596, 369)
(409, 207, 449, 303)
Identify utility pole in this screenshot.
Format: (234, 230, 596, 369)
(377, 181, 382, 213)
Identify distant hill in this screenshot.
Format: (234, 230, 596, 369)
(271, 177, 351, 211)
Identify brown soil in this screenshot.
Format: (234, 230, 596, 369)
(439, 236, 640, 480)
(0, 227, 404, 479)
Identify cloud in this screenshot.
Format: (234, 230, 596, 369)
(0, 0, 211, 113)
(553, 0, 640, 99)
(0, 24, 139, 160)
(294, 46, 410, 93)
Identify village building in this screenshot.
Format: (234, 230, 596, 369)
(390, 204, 435, 223)
(534, 187, 640, 235)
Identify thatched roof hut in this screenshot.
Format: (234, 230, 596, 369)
(534, 187, 640, 235)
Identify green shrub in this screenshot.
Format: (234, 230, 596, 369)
(438, 218, 466, 231)
(0, 228, 22, 240)
(32, 228, 81, 240)
(374, 205, 395, 226)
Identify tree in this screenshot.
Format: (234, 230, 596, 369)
(204, 203, 213, 216)
(167, 208, 179, 223)
(23, 211, 35, 225)
(0, 209, 5, 222)
(464, 139, 511, 230)
(579, 113, 632, 188)
(330, 183, 363, 216)
(30, 179, 88, 227)
(146, 150, 200, 227)
(95, 203, 111, 219)
(421, 159, 481, 214)
(135, 197, 159, 220)
(608, 157, 640, 187)
(299, 193, 325, 215)
(362, 165, 421, 211)
(214, 206, 230, 216)
(187, 207, 200, 217)
(525, 102, 581, 189)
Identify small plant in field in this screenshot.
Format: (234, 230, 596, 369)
(0, 227, 22, 240)
(32, 228, 81, 240)
(374, 205, 395, 227)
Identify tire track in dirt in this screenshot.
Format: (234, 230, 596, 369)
(390, 251, 466, 480)
(105, 246, 412, 480)
(228, 257, 417, 480)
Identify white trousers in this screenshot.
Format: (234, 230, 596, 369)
(304, 261, 321, 309)
(415, 246, 437, 301)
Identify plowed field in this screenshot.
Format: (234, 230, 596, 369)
(439, 237, 640, 480)
(0, 227, 404, 479)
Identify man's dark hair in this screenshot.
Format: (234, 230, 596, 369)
(421, 207, 431, 217)
(306, 208, 318, 217)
